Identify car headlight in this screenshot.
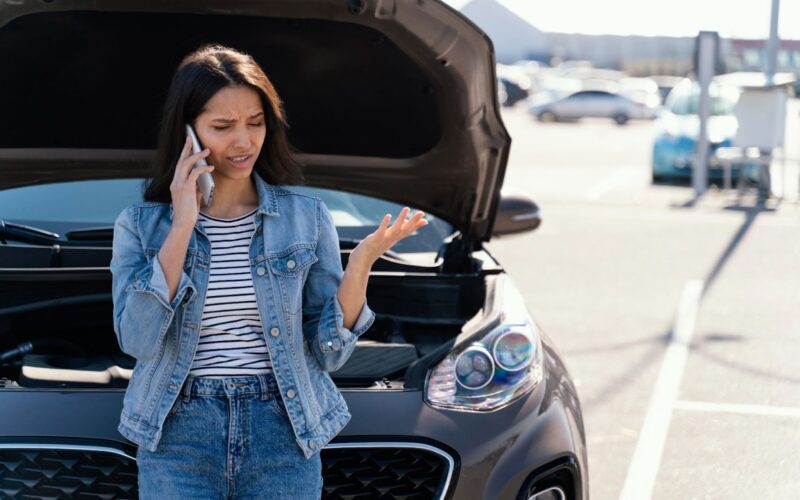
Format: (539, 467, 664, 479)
(424, 277, 544, 412)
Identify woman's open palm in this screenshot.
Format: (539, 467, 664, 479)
(356, 207, 428, 264)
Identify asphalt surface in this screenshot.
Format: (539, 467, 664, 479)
(486, 102, 800, 500)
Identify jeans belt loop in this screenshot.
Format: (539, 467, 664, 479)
(181, 376, 194, 403)
(257, 374, 270, 401)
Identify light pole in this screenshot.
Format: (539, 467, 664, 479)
(764, 0, 780, 85)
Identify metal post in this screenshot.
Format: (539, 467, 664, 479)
(764, 0, 781, 198)
(765, 0, 780, 86)
(723, 159, 732, 191)
(758, 150, 773, 200)
(693, 32, 716, 196)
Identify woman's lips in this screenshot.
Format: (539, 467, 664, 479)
(226, 154, 252, 168)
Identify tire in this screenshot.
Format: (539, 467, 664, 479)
(613, 113, 629, 125)
(538, 111, 557, 122)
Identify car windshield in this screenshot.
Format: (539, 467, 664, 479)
(0, 178, 454, 259)
(667, 87, 738, 116)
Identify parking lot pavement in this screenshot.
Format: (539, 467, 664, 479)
(488, 103, 800, 500)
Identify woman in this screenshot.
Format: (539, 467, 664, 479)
(109, 43, 427, 499)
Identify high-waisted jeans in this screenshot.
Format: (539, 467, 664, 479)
(136, 372, 322, 499)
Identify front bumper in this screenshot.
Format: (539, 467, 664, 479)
(339, 378, 586, 499)
(652, 138, 759, 181)
(0, 355, 587, 499)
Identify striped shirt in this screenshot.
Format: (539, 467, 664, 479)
(188, 208, 273, 378)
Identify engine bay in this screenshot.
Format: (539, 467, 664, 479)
(0, 272, 487, 390)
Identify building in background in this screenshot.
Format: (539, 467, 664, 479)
(458, 0, 550, 63)
(459, 0, 800, 77)
(727, 38, 800, 73)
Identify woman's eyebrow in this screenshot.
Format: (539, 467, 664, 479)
(210, 111, 265, 123)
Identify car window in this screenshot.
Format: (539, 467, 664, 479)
(567, 92, 591, 99)
(0, 179, 454, 255)
(0, 179, 148, 224)
(569, 91, 616, 100)
(667, 87, 739, 116)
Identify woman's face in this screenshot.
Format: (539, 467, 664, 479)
(192, 84, 267, 182)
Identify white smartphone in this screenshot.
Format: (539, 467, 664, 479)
(185, 123, 215, 208)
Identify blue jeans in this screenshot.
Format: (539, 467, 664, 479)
(136, 372, 322, 499)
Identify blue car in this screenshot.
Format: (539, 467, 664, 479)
(651, 79, 759, 183)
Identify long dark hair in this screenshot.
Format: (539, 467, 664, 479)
(144, 43, 304, 203)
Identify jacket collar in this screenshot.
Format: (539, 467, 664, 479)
(253, 173, 281, 218)
(167, 173, 280, 221)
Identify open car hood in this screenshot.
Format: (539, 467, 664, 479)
(0, 0, 510, 241)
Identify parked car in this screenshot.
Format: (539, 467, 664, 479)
(497, 63, 533, 108)
(527, 88, 659, 124)
(497, 76, 530, 107)
(511, 59, 544, 81)
(651, 78, 758, 183)
(648, 75, 687, 104)
(618, 77, 662, 109)
(498, 77, 509, 106)
(0, 1, 588, 499)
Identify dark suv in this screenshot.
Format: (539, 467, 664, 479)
(0, 1, 588, 498)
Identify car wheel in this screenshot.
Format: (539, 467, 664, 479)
(538, 111, 557, 122)
(613, 113, 629, 125)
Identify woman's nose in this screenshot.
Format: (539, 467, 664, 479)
(233, 130, 252, 148)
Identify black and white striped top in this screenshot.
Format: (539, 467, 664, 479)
(188, 208, 273, 378)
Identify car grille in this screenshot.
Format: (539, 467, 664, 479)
(0, 442, 454, 499)
(0, 446, 139, 499)
(322, 443, 453, 499)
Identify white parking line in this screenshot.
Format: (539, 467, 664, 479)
(619, 279, 704, 500)
(675, 400, 800, 418)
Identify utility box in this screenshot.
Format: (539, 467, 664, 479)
(733, 87, 787, 149)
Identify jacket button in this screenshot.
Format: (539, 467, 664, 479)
(326, 341, 333, 347)
(308, 439, 316, 449)
(287, 259, 296, 269)
(270, 327, 280, 337)
(286, 389, 296, 399)
(256, 267, 266, 276)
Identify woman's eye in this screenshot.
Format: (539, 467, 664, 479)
(212, 123, 262, 130)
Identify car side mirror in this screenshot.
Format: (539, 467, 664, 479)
(492, 192, 541, 236)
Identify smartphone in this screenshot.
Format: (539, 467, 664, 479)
(185, 124, 215, 208)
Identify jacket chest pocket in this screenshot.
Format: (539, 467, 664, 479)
(267, 246, 318, 316)
(267, 246, 317, 277)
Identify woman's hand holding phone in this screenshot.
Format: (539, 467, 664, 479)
(170, 135, 215, 231)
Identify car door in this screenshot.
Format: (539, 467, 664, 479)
(587, 91, 618, 117)
(553, 91, 587, 118)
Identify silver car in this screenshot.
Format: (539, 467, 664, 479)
(528, 89, 660, 124)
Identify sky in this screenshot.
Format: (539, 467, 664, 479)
(444, 0, 800, 39)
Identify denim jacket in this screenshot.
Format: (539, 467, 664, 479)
(110, 174, 375, 459)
